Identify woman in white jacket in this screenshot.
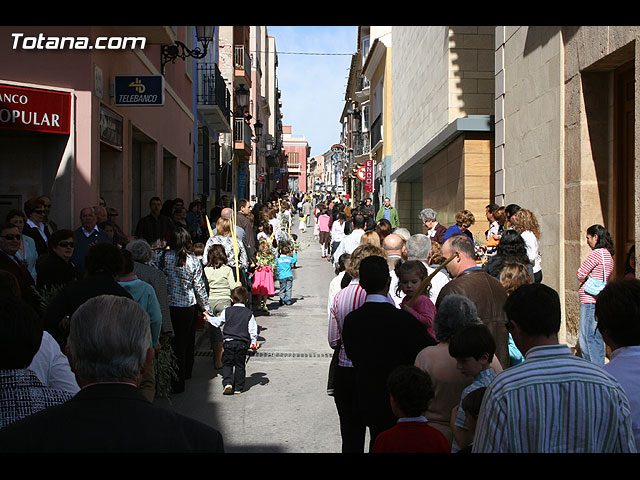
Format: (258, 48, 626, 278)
(511, 208, 542, 283)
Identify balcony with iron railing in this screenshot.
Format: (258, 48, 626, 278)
(196, 63, 231, 132)
(370, 116, 382, 151)
(234, 45, 251, 84)
(233, 117, 253, 156)
(353, 131, 370, 158)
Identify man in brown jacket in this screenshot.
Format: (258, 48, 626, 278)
(436, 234, 510, 368)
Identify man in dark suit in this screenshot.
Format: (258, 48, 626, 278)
(342, 255, 436, 451)
(0, 294, 224, 453)
(0, 223, 40, 311)
(134, 196, 174, 249)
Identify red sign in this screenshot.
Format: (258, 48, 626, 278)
(0, 84, 71, 134)
(365, 158, 374, 193)
(357, 166, 366, 181)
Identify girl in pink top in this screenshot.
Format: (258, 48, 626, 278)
(397, 260, 437, 341)
(318, 208, 332, 259)
(577, 224, 614, 365)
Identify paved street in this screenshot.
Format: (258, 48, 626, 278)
(155, 217, 344, 453)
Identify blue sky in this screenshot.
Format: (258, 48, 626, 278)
(267, 26, 358, 157)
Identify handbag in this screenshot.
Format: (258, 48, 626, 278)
(584, 249, 607, 296)
(584, 276, 606, 296)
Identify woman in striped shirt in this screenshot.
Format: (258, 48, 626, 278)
(577, 224, 615, 365)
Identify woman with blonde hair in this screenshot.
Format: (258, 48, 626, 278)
(510, 208, 542, 283)
(360, 230, 381, 248)
(498, 262, 532, 366)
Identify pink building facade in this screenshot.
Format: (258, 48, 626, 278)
(281, 125, 310, 193)
(0, 26, 195, 234)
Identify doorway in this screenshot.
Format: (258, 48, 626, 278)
(613, 62, 635, 278)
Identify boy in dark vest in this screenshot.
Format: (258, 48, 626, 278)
(206, 286, 258, 395)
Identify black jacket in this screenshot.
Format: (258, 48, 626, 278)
(0, 383, 224, 453)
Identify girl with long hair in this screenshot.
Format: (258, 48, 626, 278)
(577, 224, 615, 365)
(155, 227, 214, 393)
(511, 208, 542, 283)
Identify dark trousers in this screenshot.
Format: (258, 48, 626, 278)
(169, 305, 197, 393)
(333, 365, 367, 453)
(222, 339, 248, 391)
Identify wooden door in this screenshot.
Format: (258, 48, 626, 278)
(614, 63, 635, 279)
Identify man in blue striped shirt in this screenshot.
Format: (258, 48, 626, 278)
(473, 283, 636, 453)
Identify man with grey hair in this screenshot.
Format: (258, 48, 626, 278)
(419, 208, 446, 245)
(0, 295, 224, 452)
(126, 239, 173, 338)
(406, 234, 450, 303)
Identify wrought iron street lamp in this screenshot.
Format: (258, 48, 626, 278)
(161, 26, 214, 75)
(235, 84, 249, 115)
(252, 119, 263, 142)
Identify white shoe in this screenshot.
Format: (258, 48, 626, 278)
(223, 385, 233, 395)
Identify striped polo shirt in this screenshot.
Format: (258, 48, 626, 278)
(328, 280, 367, 368)
(472, 344, 636, 453)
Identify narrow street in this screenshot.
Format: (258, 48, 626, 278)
(155, 216, 344, 453)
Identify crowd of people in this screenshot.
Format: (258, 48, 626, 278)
(1, 189, 639, 454)
(0, 191, 309, 452)
(321, 196, 639, 453)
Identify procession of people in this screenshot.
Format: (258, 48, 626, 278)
(1, 189, 639, 454)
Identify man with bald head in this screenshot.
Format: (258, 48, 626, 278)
(382, 233, 406, 307)
(71, 207, 112, 276)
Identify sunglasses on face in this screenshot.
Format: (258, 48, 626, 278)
(33, 210, 46, 215)
(1, 234, 21, 241)
(58, 241, 75, 248)
(108, 213, 118, 217)
(461, 224, 471, 229)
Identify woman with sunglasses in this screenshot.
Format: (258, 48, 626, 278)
(6, 209, 38, 282)
(443, 210, 476, 246)
(22, 197, 50, 256)
(36, 229, 79, 291)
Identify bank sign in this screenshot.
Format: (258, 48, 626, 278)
(114, 75, 164, 106)
(0, 84, 71, 134)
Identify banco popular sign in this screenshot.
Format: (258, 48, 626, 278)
(0, 84, 71, 134)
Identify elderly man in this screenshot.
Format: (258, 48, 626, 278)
(436, 234, 509, 368)
(405, 233, 450, 304)
(473, 283, 636, 453)
(419, 208, 446, 245)
(0, 295, 225, 452)
(382, 233, 406, 307)
(0, 296, 73, 429)
(71, 207, 112, 275)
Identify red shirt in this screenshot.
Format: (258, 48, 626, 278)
(372, 419, 451, 453)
